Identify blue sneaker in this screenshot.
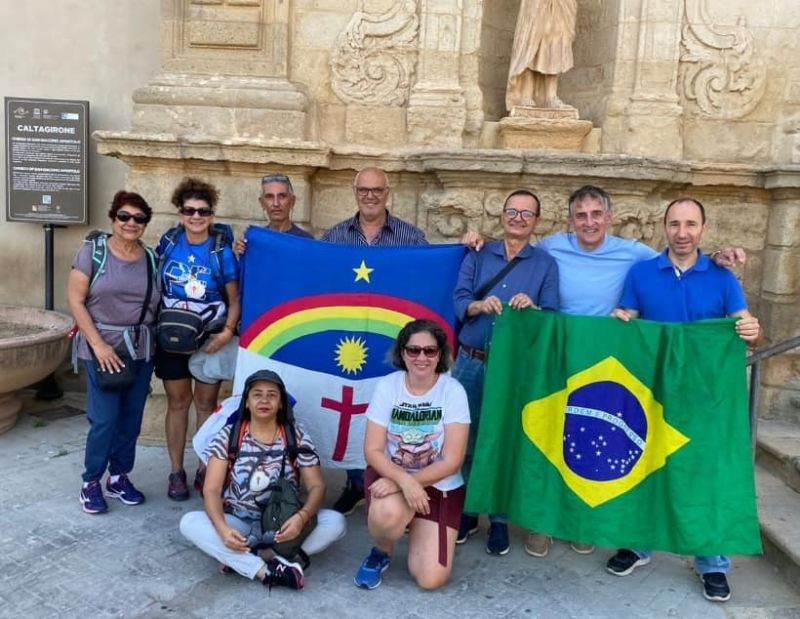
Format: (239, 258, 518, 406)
(105, 474, 146, 505)
(354, 547, 390, 590)
(80, 481, 108, 514)
(486, 522, 510, 555)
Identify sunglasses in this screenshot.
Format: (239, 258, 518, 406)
(404, 345, 440, 358)
(116, 211, 149, 225)
(180, 206, 214, 217)
(262, 174, 293, 190)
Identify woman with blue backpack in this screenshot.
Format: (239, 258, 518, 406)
(155, 177, 240, 501)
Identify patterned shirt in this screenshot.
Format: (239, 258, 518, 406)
(206, 422, 320, 520)
(321, 212, 428, 247)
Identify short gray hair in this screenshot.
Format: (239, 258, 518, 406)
(568, 185, 612, 217)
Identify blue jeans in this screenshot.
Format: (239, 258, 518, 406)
(82, 358, 154, 483)
(452, 348, 505, 524)
(633, 550, 730, 574)
(347, 468, 364, 489)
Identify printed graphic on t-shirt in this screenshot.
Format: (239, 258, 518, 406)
(388, 402, 444, 471)
(162, 248, 218, 302)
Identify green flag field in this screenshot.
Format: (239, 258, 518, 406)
(464, 310, 762, 556)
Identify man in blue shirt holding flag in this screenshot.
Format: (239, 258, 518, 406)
(609, 197, 762, 603)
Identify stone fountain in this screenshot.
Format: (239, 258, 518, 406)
(0, 306, 74, 434)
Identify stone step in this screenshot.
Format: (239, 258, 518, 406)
(756, 463, 800, 592)
(756, 419, 800, 493)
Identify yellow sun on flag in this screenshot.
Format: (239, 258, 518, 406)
(335, 336, 368, 374)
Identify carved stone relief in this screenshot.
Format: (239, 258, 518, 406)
(330, 0, 420, 106)
(680, 0, 766, 119)
(610, 206, 661, 245)
(422, 189, 661, 246)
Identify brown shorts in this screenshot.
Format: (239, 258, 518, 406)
(365, 466, 465, 566)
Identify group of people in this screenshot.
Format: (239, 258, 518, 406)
(67, 166, 762, 601)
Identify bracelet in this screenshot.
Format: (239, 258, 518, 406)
(223, 324, 236, 334)
(297, 508, 310, 524)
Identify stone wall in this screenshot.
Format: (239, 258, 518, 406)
(2, 0, 798, 425)
(477, 0, 518, 121)
(560, 0, 621, 126)
(0, 1, 161, 310)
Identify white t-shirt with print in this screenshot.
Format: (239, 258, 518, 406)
(366, 371, 470, 491)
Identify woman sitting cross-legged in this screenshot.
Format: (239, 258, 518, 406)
(180, 369, 346, 591)
(354, 319, 470, 591)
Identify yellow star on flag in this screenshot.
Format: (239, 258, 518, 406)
(353, 260, 374, 283)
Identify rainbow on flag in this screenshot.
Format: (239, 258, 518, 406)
(235, 227, 466, 468)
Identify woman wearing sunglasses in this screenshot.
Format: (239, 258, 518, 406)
(156, 177, 240, 501)
(67, 191, 160, 514)
(354, 319, 470, 591)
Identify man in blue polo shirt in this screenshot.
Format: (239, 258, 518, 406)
(607, 197, 762, 604)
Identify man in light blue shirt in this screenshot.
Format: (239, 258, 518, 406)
(536, 186, 657, 316)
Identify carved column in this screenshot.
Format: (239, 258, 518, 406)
(760, 176, 800, 422)
(132, 0, 308, 140)
(406, 0, 467, 146)
(604, 0, 685, 158)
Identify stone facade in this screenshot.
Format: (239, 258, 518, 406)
(2, 0, 799, 428)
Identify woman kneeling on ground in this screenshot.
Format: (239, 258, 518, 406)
(180, 369, 346, 591)
(354, 319, 470, 591)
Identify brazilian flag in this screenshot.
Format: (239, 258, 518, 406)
(465, 310, 762, 555)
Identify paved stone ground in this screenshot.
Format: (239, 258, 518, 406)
(2, 401, 799, 619)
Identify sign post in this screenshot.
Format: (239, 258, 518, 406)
(5, 96, 90, 399)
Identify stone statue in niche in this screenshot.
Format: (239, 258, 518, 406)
(506, 0, 578, 111)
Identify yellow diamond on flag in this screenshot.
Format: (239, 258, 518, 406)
(522, 356, 689, 508)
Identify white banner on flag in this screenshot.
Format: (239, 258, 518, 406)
(234, 346, 379, 469)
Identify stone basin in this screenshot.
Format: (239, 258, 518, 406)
(0, 306, 74, 434)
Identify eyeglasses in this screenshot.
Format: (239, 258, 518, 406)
(355, 186, 388, 198)
(116, 211, 149, 225)
(262, 174, 294, 192)
(503, 208, 537, 220)
(180, 206, 214, 217)
(403, 345, 440, 358)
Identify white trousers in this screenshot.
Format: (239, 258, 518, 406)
(180, 509, 347, 580)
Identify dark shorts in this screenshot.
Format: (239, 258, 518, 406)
(154, 345, 216, 383)
(365, 466, 465, 566)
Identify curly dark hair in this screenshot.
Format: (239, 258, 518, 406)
(108, 191, 152, 223)
(390, 319, 452, 374)
(171, 177, 219, 210)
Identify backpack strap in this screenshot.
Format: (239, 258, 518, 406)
(224, 417, 248, 493)
(144, 246, 158, 283)
(86, 230, 109, 288)
(209, 223, 233, 303)
(473, 255, 523, 301)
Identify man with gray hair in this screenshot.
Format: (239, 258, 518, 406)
(234, 173, 312, 255)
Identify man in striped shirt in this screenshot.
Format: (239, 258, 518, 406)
(321, 167, 427, 247)
(323, 167, 428, 515)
